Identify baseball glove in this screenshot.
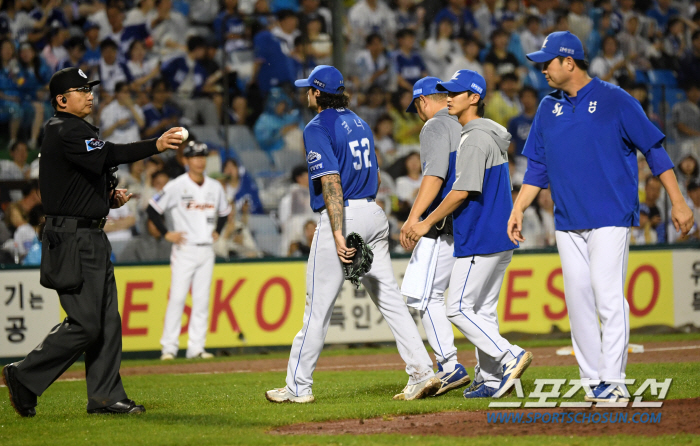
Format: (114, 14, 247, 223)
(344, 232, 374, 288)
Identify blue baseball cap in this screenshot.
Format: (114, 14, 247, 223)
(526, 31, 585, 63)
(83, 20, 99, 31)
(436, 70, 487, 97)
(294, 65, 345, 94)
(406, 76, 442, 113)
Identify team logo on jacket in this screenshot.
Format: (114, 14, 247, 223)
(588, 101, 597, 113)
(307, 151, 322, 164)
(85, 139, 105, 151)
(552, 103, 563, 117)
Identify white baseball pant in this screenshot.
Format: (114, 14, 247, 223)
(556, 227, 630, 385)
(284, 200, 435, 397)
(161, 244, 215, 358)
(404, 234, 459, 372)
(447, 250, 524, 388)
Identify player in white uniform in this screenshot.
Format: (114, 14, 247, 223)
(265, 65, 440, 404)
(148, 142, 231, 360)
(399, 76, 470, 396)
(509, 32, 693, 402)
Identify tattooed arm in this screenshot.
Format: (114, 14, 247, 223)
(321, 173, 356, 264)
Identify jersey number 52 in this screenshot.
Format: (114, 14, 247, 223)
(349, 138, 372, 170)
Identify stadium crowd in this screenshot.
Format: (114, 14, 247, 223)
(1, 0, 700, 265)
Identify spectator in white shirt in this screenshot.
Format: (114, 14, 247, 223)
(568, 0, 593, 43)
(271, 9, 301, 55)
(100, 81, 145, 144)
(444, 38, 484, 81)
(520, 15, 545, 56)
(354, 33, 393, 93)
(348, 0, 397, 53)
(395, 151, 422, 221)
(0, 140, 31, 180)
(126, 40, 160, 91)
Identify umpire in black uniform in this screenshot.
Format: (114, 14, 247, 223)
(2, 67, 183, 417)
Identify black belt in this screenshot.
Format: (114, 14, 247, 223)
(45, 216, 107, 231)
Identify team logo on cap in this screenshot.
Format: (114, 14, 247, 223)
(85, 138, 105, 151)
(313, 79, 326, 88)
(542, 36, 549, 48)
(78, 69, 87, 79)
(307, 151, 322, 164)
(559, 46, 575, 55)
(470, 83, 483, 94)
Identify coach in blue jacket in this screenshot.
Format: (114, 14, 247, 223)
(507, 31, 693, 403)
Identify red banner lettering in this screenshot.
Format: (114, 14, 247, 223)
(211, 279, 244, 332)
(256, 277, 292, 331)
(504, 270, 531, 321)
(544, 268, 568, 320)
(122, 282, 151, 336)
(626, 265, 660, 317)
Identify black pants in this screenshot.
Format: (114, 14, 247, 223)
(16, 228, 127, 410)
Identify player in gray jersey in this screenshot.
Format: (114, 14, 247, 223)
(399, 76, 471, 397)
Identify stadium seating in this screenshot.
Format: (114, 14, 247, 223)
(227, 125, 261, 152)
(248, 214, 282, 257)
(647, 70, 677, 87)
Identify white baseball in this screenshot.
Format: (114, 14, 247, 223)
(178, 127, 189, 142)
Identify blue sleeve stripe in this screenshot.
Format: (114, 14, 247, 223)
(310, 170, 339, 180)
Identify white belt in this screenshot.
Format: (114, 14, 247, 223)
(344, 198, 375, 207)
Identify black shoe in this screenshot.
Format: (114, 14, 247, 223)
(2, 364, 37, 418)
(87, 399, 145, 414)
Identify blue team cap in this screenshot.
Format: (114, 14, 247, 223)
(526, 31, 585, 63)
(406, 76, 442, 113)
(294, 65, 345, 94)
(83, 20, 100, 31)
(436, 70, 487, 97)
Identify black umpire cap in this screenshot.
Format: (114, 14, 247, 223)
(49, 67, 100, 99)
(184, 141, 209, 157)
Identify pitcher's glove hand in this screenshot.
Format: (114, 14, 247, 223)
(343, 232, 374, 288)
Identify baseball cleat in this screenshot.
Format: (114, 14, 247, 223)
(395, 376, 441, 401)
(2, 364, 37, 417)
(265, 387, 315, 403)
(493, 351, 533, 398)
(160, 353, 176, 360)
(464, 384, 499, 398)
(464, 378, 484, 393)
(435, 363, 471, 396)
(189, 351, 214, 359)
(584, 383, 630, 403)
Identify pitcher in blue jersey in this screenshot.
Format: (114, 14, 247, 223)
(406, 69, 533, 399)
(508, 31, 693, 402)
(266, 66, 440, 404)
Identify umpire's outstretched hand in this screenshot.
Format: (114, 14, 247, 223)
(157, 127, 185, 152)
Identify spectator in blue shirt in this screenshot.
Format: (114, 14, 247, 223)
(161, 35, 220, 126)
(253, 87, 303, 157)
(432, 0, 479, 39)
(393, 29, 427, 92)
(251, 20, 295, 94)
(104, 2, 150, 60)
(507, 86, 538, 181)
(213, 0, 247, 52)
(647, 0, 680, 32)
(0, 38, 24, 147)
(16, 42, 51, 149)
(82, 21, 102, 71)
(56, 36, 87, 72)
(141, 78, 182, 139)
(222, 158, 264, 215)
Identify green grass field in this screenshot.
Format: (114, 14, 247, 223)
(2, 334, 700, 445)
